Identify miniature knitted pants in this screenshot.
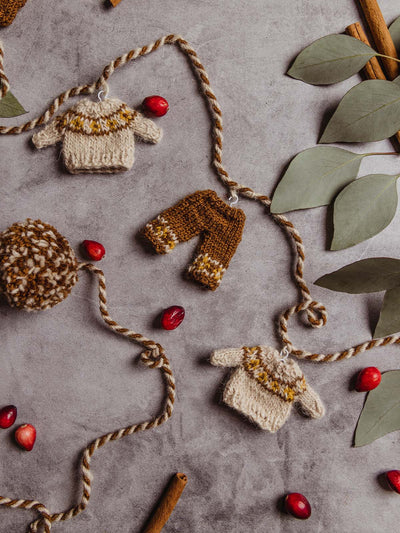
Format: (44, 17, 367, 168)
(141, 189, 246, 290)
(0, 0, 27, 26)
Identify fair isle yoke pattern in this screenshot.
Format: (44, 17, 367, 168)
(56, 103, 137, 136)
(32, 98, 162, 174)
(211, 346, 325, 432)
(242, 346, 307, 402)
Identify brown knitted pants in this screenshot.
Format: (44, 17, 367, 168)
(141, 190, 246, 290)
(0, 0, 27, 26)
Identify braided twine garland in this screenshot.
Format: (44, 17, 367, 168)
(0, 32, 398, 531)
(0, 260, 175, 533)
(1, 33, 394, 362)
(0, 40, 10, 99)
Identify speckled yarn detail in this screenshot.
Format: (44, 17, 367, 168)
(0, 0, 27, 26)
(0, 219, 78, 310)
(141, 190, 245, 290)
(211, 346, 324, 432)
(32, 98, 161, 174)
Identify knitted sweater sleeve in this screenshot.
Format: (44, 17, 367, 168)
(296, 384, 325, 419)
(32, 116, 65, 148)
(131, 112, 162, 143)
(210, 347, 243, 367)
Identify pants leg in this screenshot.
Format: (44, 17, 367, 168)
(141, 191, 206, 254)
(187, 191, 246, 290)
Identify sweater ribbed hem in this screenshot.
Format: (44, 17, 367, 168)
(63, 147, 134, 174)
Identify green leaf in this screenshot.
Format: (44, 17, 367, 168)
(393, 75, 400, 86)
(287, 34, 377, 85)
(0, 91, 27, 118)
(320, 80, 400, 143)
(389, 16, 400, 57)
(355, 370, 400, 447)
(374, 286, 400, 338)
(331, 174, 398, 250)
(270, 147, 365, 213)
(315, 258, 400, 294)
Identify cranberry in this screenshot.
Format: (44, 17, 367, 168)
(15, 424, 36, 451)
(284, 493, 311, 519)
(161, 306, 185, 330)
(142, 95, 169, 117)
(386, 470, 400, 494)
(0, 405, 17, 429)
(355, 367, 381, 392)
(82, 240, 105, 261)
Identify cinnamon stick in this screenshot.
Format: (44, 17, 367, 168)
(346, 22, 400, 150)
(358, 0, 399, 80)
(109, 0, 122, 6)
(143, 473, 188, 533)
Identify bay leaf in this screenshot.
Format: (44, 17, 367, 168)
(0, 91, 27, 118)
(331, 174, 398, 250)
(270, 147, 365, 213)
(315, 258, 400, 294)
(320, 80, 400, 143)
(355, 370, 400, 447)
(287, 34, 377, 85)
(374, 286, 400, 338)
(389, 16, 400, 57)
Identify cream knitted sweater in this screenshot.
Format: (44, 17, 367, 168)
(211, 346, 325, 432)
(32, 98, 162, 174)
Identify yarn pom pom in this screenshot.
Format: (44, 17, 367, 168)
(0, 219, 78, 311)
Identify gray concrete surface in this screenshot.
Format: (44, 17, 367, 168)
(0, 0, 400, 531)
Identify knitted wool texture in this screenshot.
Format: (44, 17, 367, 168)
(141, 189, 246, 290)
(0, 0, 27, 26)
(32, 98, 162, 174)
(211, 346, 325, 432)
(0, 219, 78, 311)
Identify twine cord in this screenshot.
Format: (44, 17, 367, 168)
(0, 263, 175, 532)
(0, 35, 393, 359)
(0, 32, 398, 531)
(0, 40, 10, 99)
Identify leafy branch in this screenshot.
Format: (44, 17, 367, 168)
(271, 28, 400, 250)
(315, 258, 400, 338)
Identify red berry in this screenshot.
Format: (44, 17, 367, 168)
(82, 240, 105, 261)
(142, 95, 169, 117)
(284, 493, 311, 519)
(161, 306, 185, 330)
(386, 470, 400, 494)
(15, 424, 36, 451)
(0, 405, 17, 429)
(355, 367, 381, 392)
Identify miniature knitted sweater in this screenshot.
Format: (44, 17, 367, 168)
(0, 0, 27, 26)
(211, 346, 325, 432)
(32, 98, 162, 174)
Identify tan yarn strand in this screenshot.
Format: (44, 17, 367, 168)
(0, 30, 397, 531)
(0, 262, 175, 533)
(0, 40, 10, 99)
(0, 34, 387, 362)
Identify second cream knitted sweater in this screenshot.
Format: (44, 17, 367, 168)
(32, 98, 162, 174)
(211, 346, 325, 432)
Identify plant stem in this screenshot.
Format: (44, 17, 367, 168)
(376, 53, 400, 66)
(365, 151, 400, 156)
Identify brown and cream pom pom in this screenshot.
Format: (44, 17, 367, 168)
(0, 219, 78, 311)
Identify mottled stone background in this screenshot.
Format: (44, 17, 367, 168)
(0, 0, 400, 531)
